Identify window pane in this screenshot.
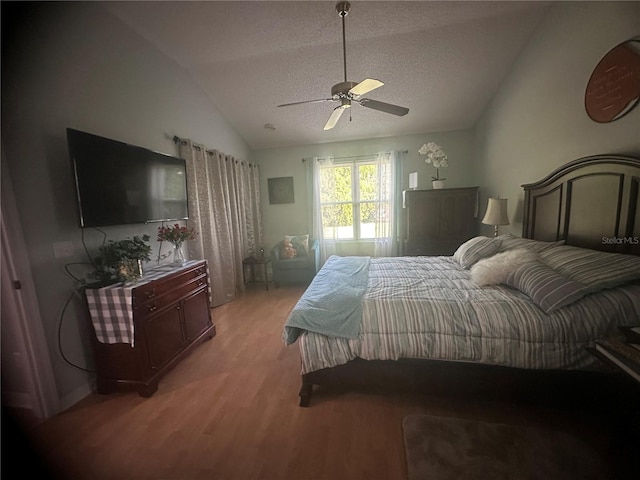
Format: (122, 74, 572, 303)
(318, 159, 393, 241)
(358, 164, 378, 201)
(359, 201, 389, 239)
(320, 166, 352, 203)
(321, 204, 354, 239)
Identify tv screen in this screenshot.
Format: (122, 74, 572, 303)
(67, 128, 189, 228)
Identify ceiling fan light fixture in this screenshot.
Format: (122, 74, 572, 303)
(332, 81, 358, 98)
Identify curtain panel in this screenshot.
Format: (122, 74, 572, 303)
(177, 139, 263, 307)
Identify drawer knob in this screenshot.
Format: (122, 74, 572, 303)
(145, 290, 155, 299)
(148, 304, 157, 312)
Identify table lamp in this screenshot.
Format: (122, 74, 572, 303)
(482, 197, 510, 237)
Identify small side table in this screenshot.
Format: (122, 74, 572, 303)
(242, 256, 272, 290)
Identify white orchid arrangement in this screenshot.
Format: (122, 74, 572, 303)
(418, 142, 449, 181)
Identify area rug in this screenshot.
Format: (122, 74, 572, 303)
(402, 414, 610, 480)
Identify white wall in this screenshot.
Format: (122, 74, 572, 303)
(475, 1, 640, 236)
(1, 2, 251, 410)
(254, 129, 476, 251)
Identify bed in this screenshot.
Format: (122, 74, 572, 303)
(283, 154, 640, 406)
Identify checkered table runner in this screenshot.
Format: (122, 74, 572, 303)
(85, 260, 207, 346)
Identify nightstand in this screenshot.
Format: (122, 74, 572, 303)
(588, 328, 640, 478)
(589, 328, 640, 385)
(243, 256, 272, 290)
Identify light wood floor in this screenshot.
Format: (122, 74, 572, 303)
(9, 286, 621, 479)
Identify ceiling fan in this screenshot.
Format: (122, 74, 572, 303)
(277, 1, 410, 130)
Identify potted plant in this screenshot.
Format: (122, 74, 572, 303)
(418, 142, 449, 189)
(91, 235, 152, 284)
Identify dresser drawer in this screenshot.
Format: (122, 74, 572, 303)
(132, 262, 207, 309)
(134, 276, 207, 317)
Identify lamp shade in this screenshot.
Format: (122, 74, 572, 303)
(482, 198, 510, 226)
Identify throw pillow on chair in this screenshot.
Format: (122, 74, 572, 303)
(281, 240, 297, 259)
(284, 234, 309, 257)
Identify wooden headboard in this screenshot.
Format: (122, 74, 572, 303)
(522, 154, 640, 255)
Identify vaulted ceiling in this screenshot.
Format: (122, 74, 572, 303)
(105, 1, 552, 150)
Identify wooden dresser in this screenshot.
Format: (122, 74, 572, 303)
(85, 260, 215, 397)
(402, 187, 479, 256)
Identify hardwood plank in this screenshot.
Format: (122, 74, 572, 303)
(8, 285, 625, 479)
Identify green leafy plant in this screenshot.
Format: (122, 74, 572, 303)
(90, 235, 152, 283)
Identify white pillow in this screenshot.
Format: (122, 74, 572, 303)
(471, 248, 538, 286)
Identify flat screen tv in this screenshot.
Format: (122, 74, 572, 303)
(67, 128, 189, 228)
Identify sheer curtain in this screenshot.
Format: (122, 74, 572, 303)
(309, 156, 335, 264)
(372, 151, 400, 257)
(177, 139, 263, 307)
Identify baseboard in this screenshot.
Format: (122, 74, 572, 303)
(59, 379, 95, 412)
(5, 380, 95, 418)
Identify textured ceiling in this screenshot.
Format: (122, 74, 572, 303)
(105, 1, 552, 150)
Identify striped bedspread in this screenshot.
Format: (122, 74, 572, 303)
(290, 256, 640, 374)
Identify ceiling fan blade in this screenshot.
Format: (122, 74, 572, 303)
(358, 98, 409, 116)
(277, 98, 334, 108)
(349, 78, 384, 97)
(323, 105, 348, 130)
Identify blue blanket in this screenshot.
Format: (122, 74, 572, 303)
(283, 255, 371, 344)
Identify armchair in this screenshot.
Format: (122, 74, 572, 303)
(271, 238, 320, 287)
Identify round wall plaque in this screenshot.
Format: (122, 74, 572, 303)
(585, 39, 640, 123)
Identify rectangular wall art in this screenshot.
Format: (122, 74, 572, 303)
(268, 176, 295, 204)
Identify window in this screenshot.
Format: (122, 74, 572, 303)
(317, 155, 393, 241)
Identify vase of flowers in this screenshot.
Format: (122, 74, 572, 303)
(157, 223, 197, 266)
(418, 142, 449, 189)
(172, 244, 186, 266)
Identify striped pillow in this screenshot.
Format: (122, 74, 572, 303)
(505, 261, 590, 314)
(540, 245, 640, 290)
(453, 236, 502, 269)
(497, 233, 565, 253)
